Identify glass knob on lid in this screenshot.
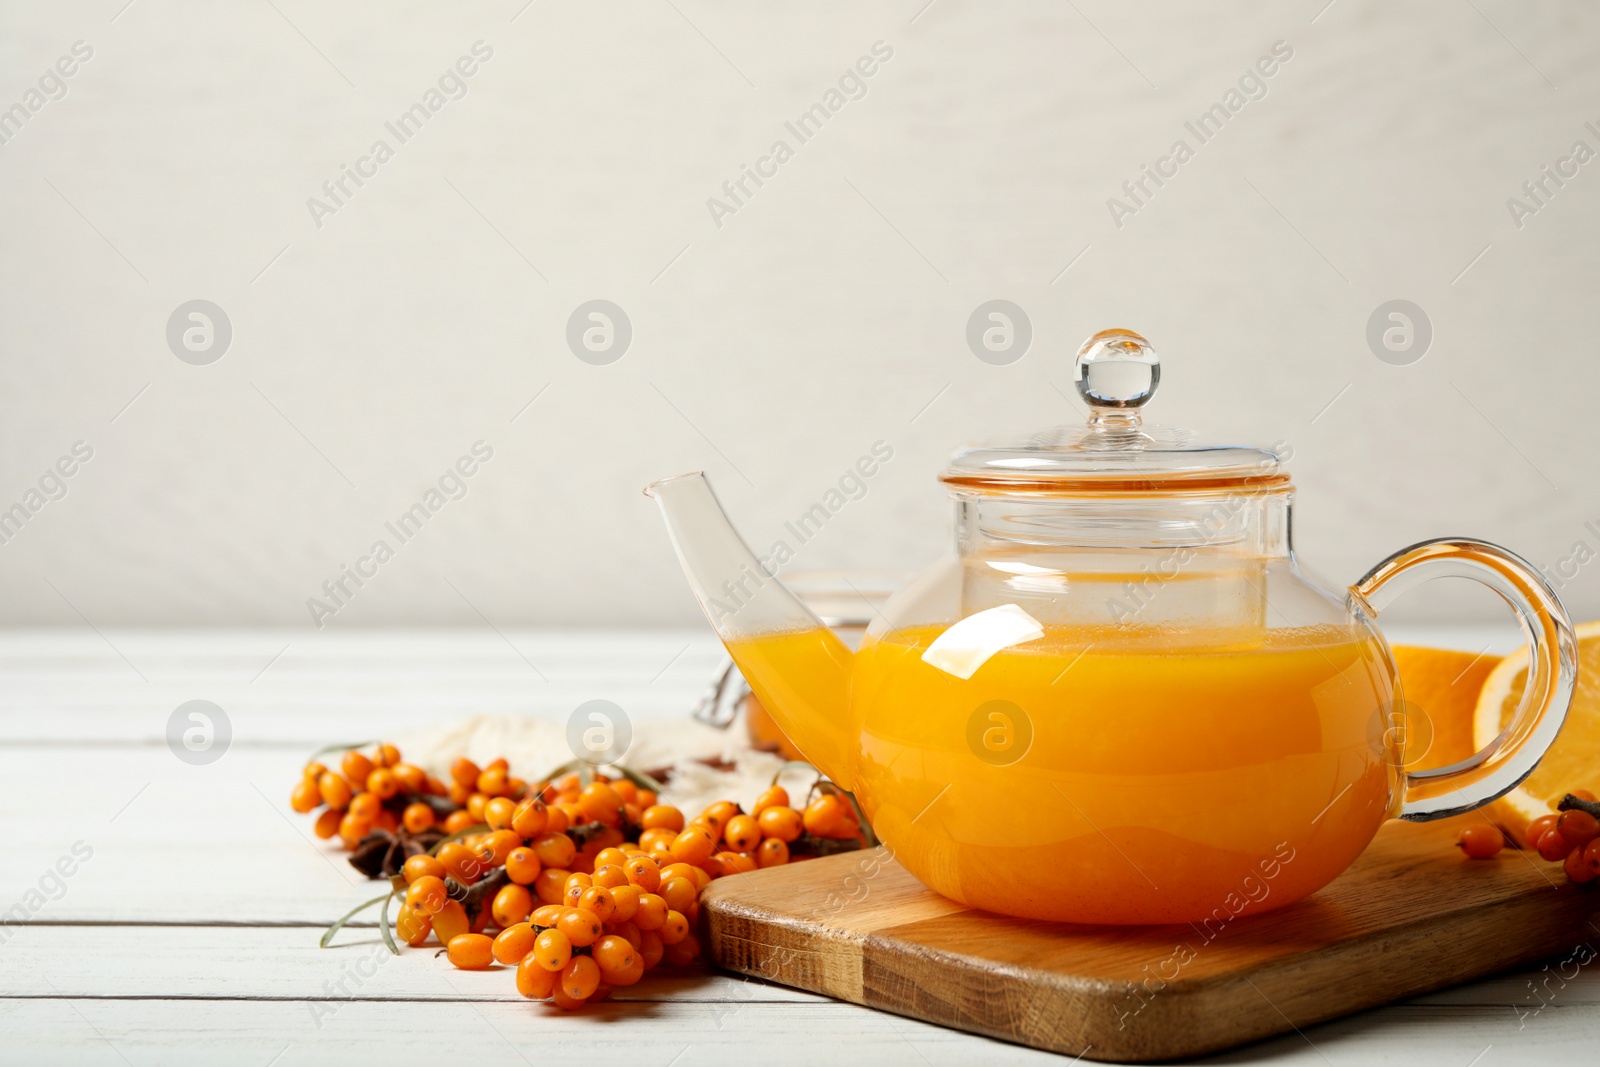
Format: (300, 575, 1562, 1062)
(1076, 328, 1160, 432)
(943, 328, 1284, 490)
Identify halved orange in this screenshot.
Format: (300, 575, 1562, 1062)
(1474, 621, 1600, 846)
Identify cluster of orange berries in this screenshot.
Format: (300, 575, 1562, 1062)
(1456, 789, 1600, 886)
(292, 744, 866, 1010)
(289, 743, 459, 847)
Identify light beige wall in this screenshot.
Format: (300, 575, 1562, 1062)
(0, 0, 1595, 627)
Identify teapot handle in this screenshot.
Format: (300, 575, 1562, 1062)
(1350, 537, 1577, 821)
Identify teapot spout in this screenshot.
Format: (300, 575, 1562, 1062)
(645, 472, 857, 790)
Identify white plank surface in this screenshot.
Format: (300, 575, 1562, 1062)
(2, 627, 1593, 1066)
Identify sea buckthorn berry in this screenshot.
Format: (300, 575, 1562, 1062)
(533, 928, 573, 971)
(753, 786, 790, 815)
(558, 907, 603, 947)
(659, 910, 690, 945)
(534, 868, 571, 906)
(1564, 846, 1596, 884)
(803, 795, 848, 837)
(373, 809, 399, 834)
(724, 815, 761, 852)
(493, 884, 534, 928)
(531, 903, 564, 928)
(303, 761, 327, 781)
(403, 855, 447, 885)
(593, 934, 637, 973)
(641, 805, 685, 832)
(634, 893, 668, 930)
(338, 812, 371, 847)
(318, 772, 353, 810)
(579, 782, 625, 826)
(432, 900, 470, 945)
(542, 806, 570, 835)
(563, 875, 592, 909)
(375, 743, 400, 767)
(592, 864, 629, 890)
(637, 829, 673, 853)
(486, 829, 522, 865)
(1585, 839, 1600, 875)
(664, 931, 700, 966)
(312, 808, 342, 840)
(508, 775, 527, 795)
(478, 767, 511, 797)
(493, 922, 540, 965)
(660, 876, 696, 914)
(609, 884, 641, 923)
(757, 806, 803, 843)
(448, 782, 473, 807)
(718, 851, 758, 876)
(1557, 810, 1600, 849)
(594, 847, 630, 871)
(340, 751, 374, 788)
(392, 763, 427, 793)
(1538, 829, 1572, 862)
(1574, 789, 1599, 802)
(366, 768, 399, 800)
(658, 862, 698, 885)
(424, 774, 449, 796)
(403, 802, 436, 834)
(347, 792, 379, 821)
(638, 929, 665, 968)
(671, 826, 716, 865)
(612, 779, 639, 803)
(757, 837, 790, 867)
(638, 789, 658, 807)
(561, 955, 601, 1000)
(447, 932, 494, 970)
(517, 954, 558, 999)
(703, 800, 741, 829)
(290, 778, 321, 813)
(467, 793, 489, 821)
(437, 842, 484, 884)
(638, 828, 675, 854)
(1458, 825, 1504, 859)
(505, 847, 542, 885)
(592, 927, 633, 972)
(579, 886, 617, 922)
(443, 809, 477, 835)
(511, 797, 548, 838)
(624, 855, 661, 892)
(484, 796, 517, 831)
(533, 831, 577, 870)
(407, 875, 450, 916)
(396, 903, 432, 946)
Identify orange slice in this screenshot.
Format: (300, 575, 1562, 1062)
(1390, 644, 1501, 772)
(1473, 621, 1600, 845)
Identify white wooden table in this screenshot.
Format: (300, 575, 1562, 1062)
(2, 628, 1594, 1065)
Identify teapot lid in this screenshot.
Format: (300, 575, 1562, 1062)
(942, 329, 1285, 492)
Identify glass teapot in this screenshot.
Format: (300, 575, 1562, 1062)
(646, 329, 1575, 925)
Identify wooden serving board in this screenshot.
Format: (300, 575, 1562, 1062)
(702, 820, 1600, 1062)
